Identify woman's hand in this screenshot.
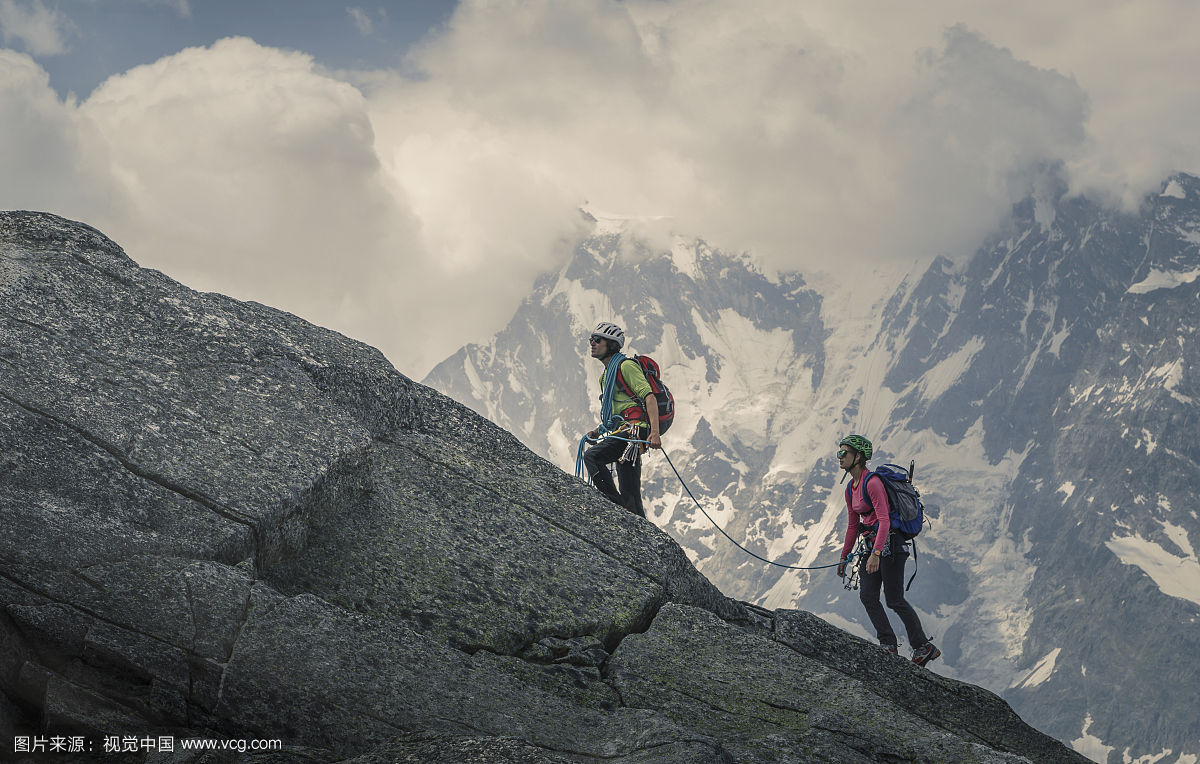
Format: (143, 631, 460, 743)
(866, 554, 880, 574)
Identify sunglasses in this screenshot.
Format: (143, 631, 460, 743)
(588, 337, 605, 345)
(837, 449, 848, 458)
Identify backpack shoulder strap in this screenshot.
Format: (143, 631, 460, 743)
(615, 358, 635, 396)
(860, 472, 878, 510)
(846, 472, 877, 509)
(616, 357, 650, 399)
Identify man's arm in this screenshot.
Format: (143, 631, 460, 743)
(645, 393, 661, 450)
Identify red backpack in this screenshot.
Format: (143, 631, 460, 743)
(616, 355, 675, 434)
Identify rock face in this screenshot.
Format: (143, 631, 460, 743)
(0, 211, 1085, 762)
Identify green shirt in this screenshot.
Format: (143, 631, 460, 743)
(598, 359, 653, 426)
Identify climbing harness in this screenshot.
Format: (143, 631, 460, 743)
(576, 431, 863, 573)
(843, 536, 870, 591)
(574, 420, 640, 487)
(842, 531, 921, 591)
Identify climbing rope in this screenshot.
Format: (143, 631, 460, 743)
(597, 352, 626, 434)
(576, 432, 862, 573)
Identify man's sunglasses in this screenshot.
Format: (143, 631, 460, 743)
(837, 449, 848, 459)
(588, 337, 605, 345)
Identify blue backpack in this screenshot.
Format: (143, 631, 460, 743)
(846, 462, 926, 589)
(845, 462, 925, 540)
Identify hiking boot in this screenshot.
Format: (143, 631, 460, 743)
(911, 642, 941, 667)
(880, 642, 898, 655)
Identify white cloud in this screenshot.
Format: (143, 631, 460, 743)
(0, 50, 114, 213)
(791, 0, 1200, 208)
(347, 7, 373, 37)
(5, 0, 1200, 378)
(78, 38, 430, 371)
(0, 0, 73, 56)
(147, 0, 191, 17)
(380, 0, 1089, 275)
(129, 0, 191, 17)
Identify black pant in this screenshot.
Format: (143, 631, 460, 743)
(583, 437, 644, 517)
(858, 536, 928, 648)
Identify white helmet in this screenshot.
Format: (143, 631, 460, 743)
(591, 321, 625, 348)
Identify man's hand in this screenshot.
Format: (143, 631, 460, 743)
(647, 432, 662, 450)
(836, 560, 846, 578)
(586, 429, 599, 440)
(866, 553, 880, 574)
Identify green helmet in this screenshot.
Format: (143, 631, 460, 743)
(838, 434, 873, 461)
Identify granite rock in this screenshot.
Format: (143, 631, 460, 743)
(0, 212, 1086, 762)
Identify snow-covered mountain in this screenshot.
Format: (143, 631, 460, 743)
(424, 175, 1200, 763)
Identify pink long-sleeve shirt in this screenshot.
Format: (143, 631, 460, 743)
(840, 473, 891, 559)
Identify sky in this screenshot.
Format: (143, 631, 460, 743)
(3, 0, 1200, 378)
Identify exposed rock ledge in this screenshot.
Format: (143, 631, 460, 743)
(0, 212, 1088, 763)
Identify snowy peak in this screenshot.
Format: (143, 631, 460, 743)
(427, 231, 827, 472)
(425, 174, 1200, 762)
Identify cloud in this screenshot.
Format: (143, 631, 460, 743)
(131, 0, 191, 17)
(369, 0, 1200, 365)
(379, 0, 1088, 274)
(376, 0, 1200, 276)
(0, 50, 115, 213)
(5, 0, 1200, 377)
(795, 0, 1200, 210)
(0, 0, 73, 56)
(74, 37, 432, 367)
(151, 0, 191, 17)
(1041, 2, 1200, 207)
(885, 25, 1089, 256)
(0, 34, 565, 378)
(347, 7, 374, 37)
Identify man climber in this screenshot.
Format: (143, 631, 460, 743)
(582, 321, 661, 517)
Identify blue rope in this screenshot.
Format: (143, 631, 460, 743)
(597, 352, 626, 434)
(574, 435, 591, 481)
(577, 434, 858, 573)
